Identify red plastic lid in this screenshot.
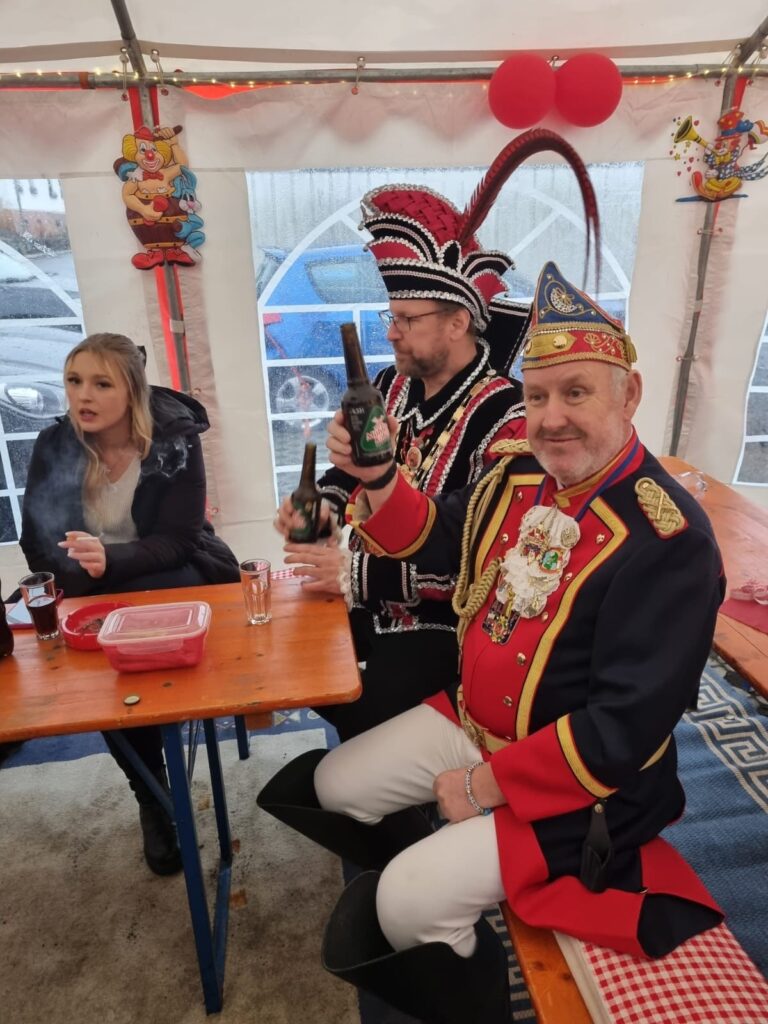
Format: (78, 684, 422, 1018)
(97, 601, 211, 647)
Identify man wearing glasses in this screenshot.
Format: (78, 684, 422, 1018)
(276, 177, 527, 741)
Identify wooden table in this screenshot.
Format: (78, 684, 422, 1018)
(661, 456, 768, 702)
(0, 578, 361, 1013)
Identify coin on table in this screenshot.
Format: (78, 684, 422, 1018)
(123, 694, 141, 706)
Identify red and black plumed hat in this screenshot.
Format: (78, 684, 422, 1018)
(360, 128, 600, 373)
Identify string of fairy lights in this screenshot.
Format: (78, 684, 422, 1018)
(0, 46, 766, 92)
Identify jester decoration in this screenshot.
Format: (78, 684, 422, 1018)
(114, 124, 205, 269)
(672, 108, 768, 201)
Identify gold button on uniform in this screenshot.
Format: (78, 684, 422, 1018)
(501, 532, 509, 544)
(502, 696, 513, 707)
(564, 572, 573, 582)
(542, 612, 549, 622)
(516, 652, 527, 665)
(596, 533, 606, 544)
(515, 492, 524, 502)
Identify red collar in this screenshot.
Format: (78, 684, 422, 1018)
(538, 429, 644, 519)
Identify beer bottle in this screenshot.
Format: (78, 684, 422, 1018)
(0, 582, 14, 658)
(288, 442, 321, 543)
(340, 322, 392, 467)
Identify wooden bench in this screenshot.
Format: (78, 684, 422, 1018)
(501, 903, 592, 1023)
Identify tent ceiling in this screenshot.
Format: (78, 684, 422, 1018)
(2, 0, 766, 73)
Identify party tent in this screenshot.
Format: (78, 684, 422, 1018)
(1, 0, 767, 578)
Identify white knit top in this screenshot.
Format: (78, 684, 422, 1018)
(83, 456, 141, 543)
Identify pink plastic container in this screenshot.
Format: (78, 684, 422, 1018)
(97, 601, 211, 673)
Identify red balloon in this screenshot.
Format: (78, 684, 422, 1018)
(488, 54, 556, 129)
(555, 54, 623, 127)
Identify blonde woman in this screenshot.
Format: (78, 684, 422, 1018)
(20, 333, 238, 874)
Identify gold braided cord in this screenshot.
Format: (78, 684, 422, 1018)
(488, 437, 531, 458)
(452, 459, 509, 646)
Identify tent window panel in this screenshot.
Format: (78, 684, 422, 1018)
(0, 496, 14, 543)
(734, 311, 768, 486)
(0, 178, 84, 544)
(247, 163, 643, 503)
(737, 442, 768, 485)
(745, 392, 768, 436)
(753, 341, 768, 388)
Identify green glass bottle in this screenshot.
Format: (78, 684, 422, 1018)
(288, 442, 321, 543)
(340, 323, 392, 467)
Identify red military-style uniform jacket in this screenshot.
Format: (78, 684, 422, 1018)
(355, 432, 726, 957)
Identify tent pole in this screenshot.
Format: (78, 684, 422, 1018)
(1, 65, 768, 90)
(109, 0, 192, 394)
(667, 16, 768, 457)
(110, 0, 148, 79)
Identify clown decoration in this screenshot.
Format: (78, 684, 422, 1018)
(114, 124, 205, 269)
(672, 108, 768, 202)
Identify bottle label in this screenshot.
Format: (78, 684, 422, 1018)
(290, 497, 319, 542)
(358, 405, 390, 454)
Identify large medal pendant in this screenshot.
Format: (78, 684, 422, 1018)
(482, 598, 518, 644)
(405, 446, 423, 471)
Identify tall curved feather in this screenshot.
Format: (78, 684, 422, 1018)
(457, 128, 601, 289)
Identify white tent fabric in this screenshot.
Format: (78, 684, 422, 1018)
(0, 4, 766, 578)
(1, 0, 766, 67)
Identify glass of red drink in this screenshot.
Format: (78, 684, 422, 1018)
(18, 572, 60, 640)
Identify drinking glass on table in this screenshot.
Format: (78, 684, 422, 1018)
(674, 471, 708, 501)
(18, 571, 60, 640)
(239, 559, 272, 625)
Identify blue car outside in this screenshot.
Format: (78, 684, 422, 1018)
(257, 244, 392, 427)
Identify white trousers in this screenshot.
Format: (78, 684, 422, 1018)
(314, 704, 506, 957)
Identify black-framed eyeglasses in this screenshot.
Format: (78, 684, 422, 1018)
(377, 309, 448, 332)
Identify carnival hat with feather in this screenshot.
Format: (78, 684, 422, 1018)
(360, 128, 601, 336)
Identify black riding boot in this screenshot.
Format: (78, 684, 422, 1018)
(322, 871, 511, 1024)
(256, 749, 434, 871)
(132, 767, 182, 877)
(103, 727, 182, 876)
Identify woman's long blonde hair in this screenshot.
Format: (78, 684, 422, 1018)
(65, 333, 153, 498)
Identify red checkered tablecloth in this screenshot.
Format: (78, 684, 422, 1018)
(579, 924, 768, 1023)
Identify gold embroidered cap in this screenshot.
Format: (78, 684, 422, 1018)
(522, 262, 637, 371)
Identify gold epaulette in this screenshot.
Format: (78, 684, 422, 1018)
(488, 438, 532, 458)
(635, 478, 687, 538)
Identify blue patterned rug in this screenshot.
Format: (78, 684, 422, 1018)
(666, 657, 768, 976)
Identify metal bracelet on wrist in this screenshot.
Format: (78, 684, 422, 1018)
(465, 760, 492, 816)
(363, 460, 398, 491)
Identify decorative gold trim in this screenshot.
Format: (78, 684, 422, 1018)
(473, 478, 516, 583)
(488, 438, 531, 458)
(641, 735, 671, 769)
(472, 473, 544, 583)
(515, 498, 629, 740)
(525, 330, 577, 360)
(635, 478, 686, 538)
(556, 716, 616, 798)
(521, 350, 633, 370)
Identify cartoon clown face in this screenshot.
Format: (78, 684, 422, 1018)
(135, 136, 164, 174)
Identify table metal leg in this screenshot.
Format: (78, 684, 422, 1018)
(234, 714, 250, 760)
(163, 721, 232, 1014)
(104, 728, 173, 818)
